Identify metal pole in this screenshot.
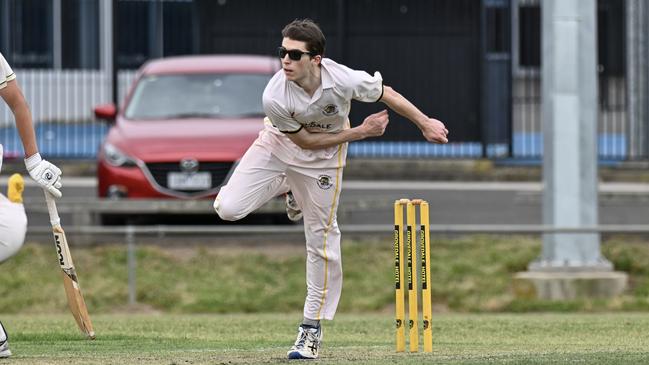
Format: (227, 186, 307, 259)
(535, 0, 610, 271)
(149, 0, 164, 58)
(626, 0, 649, 159)
(112, 0, 119, 108)
(99, 0, 113, 104)
(506, 0, 514, 158)
(191, 1, 199, 53)
(480, 1, 488, 158)
(52, 0, 62, 69)
(335, 0, 345, 62)
(78, 0, 97, 68)
(126, 225, 136, 305)
(0, 0, 10, 55)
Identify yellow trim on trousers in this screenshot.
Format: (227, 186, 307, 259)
(315, 144, 344, 319)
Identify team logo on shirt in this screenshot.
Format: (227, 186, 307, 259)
(322, 104, 338, 116)
(317, 174, 334, 190)
(304, 121, 333, 130)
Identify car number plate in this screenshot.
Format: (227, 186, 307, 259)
(167, 172, 211, 190)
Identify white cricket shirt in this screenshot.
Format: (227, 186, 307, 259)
(262, 58, 383, 134)
(0, 52, 15, 173)
(0, 52, 15, 90)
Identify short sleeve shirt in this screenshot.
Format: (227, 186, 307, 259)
(0, 53, 16, 90)
(262, 58, 383, 134)
(0, 52, 14, 171)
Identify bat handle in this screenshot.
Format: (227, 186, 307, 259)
(44, 190, 61, 228)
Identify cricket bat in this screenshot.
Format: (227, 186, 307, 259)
(44, 191, 96, 340)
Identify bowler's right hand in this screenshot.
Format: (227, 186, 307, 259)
(421, 117, 449, 144)
(25, 153, 63, 198)
(361, 110, 389, 138)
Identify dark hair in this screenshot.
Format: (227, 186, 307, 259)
(281, 19, 326, 56)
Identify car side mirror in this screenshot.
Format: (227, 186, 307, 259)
(94, 103, 117, 122)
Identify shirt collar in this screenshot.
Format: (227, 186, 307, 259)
(320, 60, 334, 89)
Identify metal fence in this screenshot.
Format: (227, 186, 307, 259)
(0, 70, 136, 125)
(0, 70, 136, 158)
(512, 0, 629, 161)
(0, 67, 634, 161)
(0, 68, 509, 160)
(512, 73, 627, 160)
(0, 0, 645, 162)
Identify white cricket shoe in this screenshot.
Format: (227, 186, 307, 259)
(287, 325, 322, 360)
(0, 322, 11, 358)
(285, 192, 303, 222)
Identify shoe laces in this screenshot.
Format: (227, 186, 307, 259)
(287, 193, 298, 209)
(295, 327, 318, 348)
(295, 331, 308, 348)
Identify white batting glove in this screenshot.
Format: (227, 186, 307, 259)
(25, 153, 63, 198)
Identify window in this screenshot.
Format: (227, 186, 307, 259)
(0, 0, 100, 69)
(118, 0, 197, 69)
(126, 73, 272, 119)
(2, 0, 53, 68)
(486, 6, 510, 54)
(515, 0, 624, 73)
(62, 0, 100, 69)
(518, 5, 540, 68)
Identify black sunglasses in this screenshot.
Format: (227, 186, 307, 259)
(277, 47, 315, 61)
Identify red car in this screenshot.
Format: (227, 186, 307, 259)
(94, 55, 280, 199)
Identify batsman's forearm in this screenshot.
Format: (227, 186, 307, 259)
(14, 104, 39, 157)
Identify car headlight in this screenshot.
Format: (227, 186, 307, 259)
(103, 143, 137, 167)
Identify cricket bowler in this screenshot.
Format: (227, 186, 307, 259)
(214, 19, 448, 359)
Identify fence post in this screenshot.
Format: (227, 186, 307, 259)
(627, 0, 649, 159)
(126, 225, 137, 305)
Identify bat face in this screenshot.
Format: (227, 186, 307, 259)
(52, 226, 96, 339)
(45, 191, 95, 340)
(54, 231, 73, 271)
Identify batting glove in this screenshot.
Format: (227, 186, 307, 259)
(25, 153, 63, 198)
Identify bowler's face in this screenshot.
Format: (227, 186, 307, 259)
(280, 38, 314, 82)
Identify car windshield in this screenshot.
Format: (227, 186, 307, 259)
(125, 73, 272, 119)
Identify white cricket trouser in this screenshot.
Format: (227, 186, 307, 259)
(0, 195, 26, 263)
(214, 123, 346, 320)
(0, 145, 27, 263)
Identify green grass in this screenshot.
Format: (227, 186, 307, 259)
(4, 236, 649, 363)
(3, 313, 649, 364)
(3, 236, 649, 314)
